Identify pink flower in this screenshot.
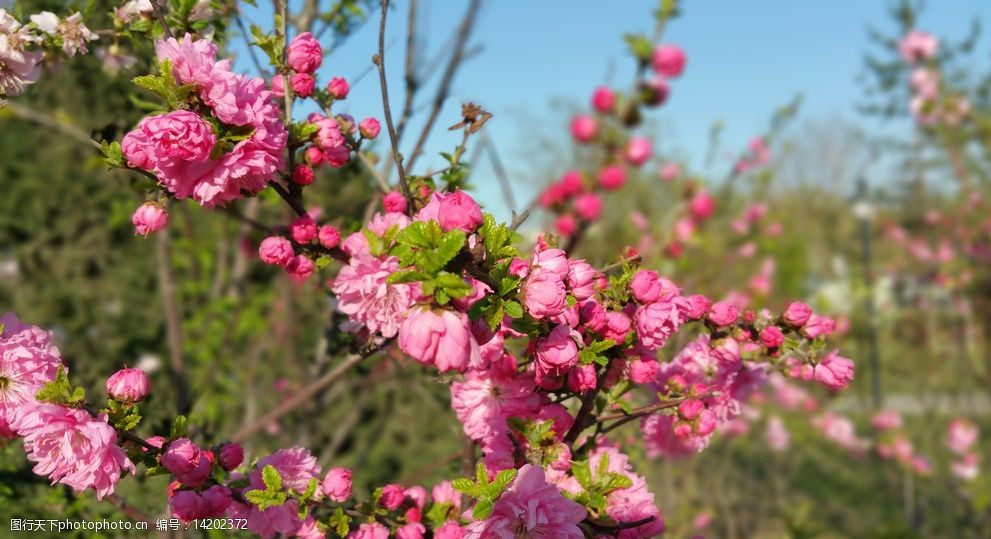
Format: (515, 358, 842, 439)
(123, 110, 216, 170)
(707, 301, 739, 326)
(397, 523, 426, 539)
(131, 203, 169, 236)
(465, 464, 585, 539)
(634, 298, 686, 350)
(10, 404, 135, 500)
(652, 44, 686, 77)
(626, 137, 652, 166)
(332, 254, 417, 338)
(451, 369, 542, 444)
(399, 308, 479, 373)
(759, 326, 785, 348)
(349, 523, 389, 539)
(258, 236, 294, 266)
(383, 191, 407, 214)
(435, 191, 483, 232)
(171, 490, 205, 521)
(898, 30, 938, 64)
(765, 415, 790, 451)
(591, 86, 615, 113)
(290, 72, 315, 97)
(801, 314, 835, 339)
(0, 314, 63, 437)
(327, 76, 349, 99)
(523, 270, 567, 319)
(813, 350, 854, 391)
(951, 453, 980, 481)
(0, 33, 43, 96)
(286, 32, 322, 73)
(570, 115, 597, 143)
(870, 410, 903, 431)
(318, 225, 341, 249)
(782, 301, 812, 327)
(435, 522, 466, 539)
(532, 248, 570, 278)
(573, 193, 603, 221)
(322, 467, 353, 502)
(629, 358, 660, 384)
(290, 215, 318, 244)
(535, 325, 579, 377)
(555, 214, 577, 236)
(630, 270, 664, 303)
(105, 367, 150, 402)
(660, 163, 680, 182)
(947, 419, 978, 455)
(286, 254, 315, 281)
(162, 438, 201, 475)
(568, 363, 597, 392)
(359, 117, 381, 139)
(380, 483, 406, 510)
(602, 311, 632, 343)
(292, 164, 314, 185)
(218, 443, 244, 471)
(689, 190, 715, 220)
(599, 165, 627, 190)
(432, 480, 460, 510)
(566, 260, 597, 300)
(684, 294, 710, 320)
(229, 447, 320, 538)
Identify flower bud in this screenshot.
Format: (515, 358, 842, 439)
(105, 367, 150, 403)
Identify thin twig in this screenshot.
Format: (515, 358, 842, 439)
(268, 179, 308, 217)
(403, 0, 481, 175)
(235, 15, 271, 78)
(394, 0, 419, 143)
(4, 102, 102, 149)
(218, 205, 273, 233)
(151, 0, 174, 39)
(599, 254, 642, 273)
(373, 0, 414, 211)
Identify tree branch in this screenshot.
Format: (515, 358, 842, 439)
(373, 0, 414, 211)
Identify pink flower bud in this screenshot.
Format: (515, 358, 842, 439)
(567, 260, 597, 301)
(573, 193, 603, 221)
(290, 72, 315, 97)
(660, 163, 680, 181)
(708, 301, 739, 326)
(322, 467, 353, 502)
(534, 325, 579, 376)
(131, 203, 168, 236)
(287, 32, 322, 73)
(652, 44, 686, 77)
(711, 338, 740, 364)
(383, 191, 407, 214)
(630, 270, 663, 303)
(398, 308, 479, 373)
(380, 483, 406, 510)
(813, 350, 854, 391)
(327, 76, 349, 99)
(318, 225, 341, 249)
(523, 270, 567, 319)
(599, 165, 627, 190)
(689, 190, 715, 220)
(568, 363, 598, 393)
(170, 490, 204, 521)
(678, 399, 705, 420)
(292, 164, 315, 185)
(270, 74, 285, 97)
(290, 215, 318, 244)
(397, 523, 426, 539)
(641, 76, 670, 107)
(782, 301, 812, 327)
(286, 254, 315, 281)
(626, 137, 652, 166)
(580, 300, 607, 332)
(760, 326, 785, 348)
(696, 409, 717, 436)
(802, 314, 835, 339)
(602, 311, 632, 343)
(570, 115, 597, 143)
(437, 191, 483, 232)
(359, 117, 381, 139)
(161, 438, 200, 476)
(105, 367, 150, 403)
(304, 145, 324, 165)
(684, 294, 710, 320)
(217, 443, 243, 471)
(258, 236, 294, 266)
(200, 485, 232, 517)
(432, 480, 460, 509)
(176, 454, 211, 487)
(629, 358, 659, 384)
(591, 86, 616, 113)
(555, 214, 577, 236)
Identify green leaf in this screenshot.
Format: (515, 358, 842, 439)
(387, 269, 429, 285)
(302, 478, 318, 501)
(451, 478, 479, 497)
(492, 469, 517, 493)
(603, 472, 634, 492)
(475, 461, 490, 486)
(434, 271, 473, 298)
(436, 229, 467, 266)
(572, 460, 592, 490)
(262, 464, 282, 492)
(503, 300, 523, 319)
(100, 140, 124, 168)
(472, 497, 494, 519)
(170, 415, 187, 439)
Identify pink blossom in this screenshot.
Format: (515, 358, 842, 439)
(870, 410, 903, 431)
(759, 326, 785, 348)
(105, 367, 150, 402)
(599, 164, 627, 190)
(707, 301, 738, 326)
(465, 464, 585, 539)
(573, 193, 603, 221)
(131, 203, 169, 236)
(290, 215, 318, 244)
(568, 363, 597, 393)
(291, 164, 315, 185)
(327, 76, 349, 99)
(899, 30, 938, 64)
(290, 72, 315, 97)
(258, 236, 294, 266)
(523, 270, 567, 319)
(349, 523, 389, 539)
(230, 447, 321, 538)
(684, 294, 710, 320)
(630, 270, 664, 303)
(951, 453, 980, 481)
(626, 137, 652, 166)
(432, 480, 460, 510)
(398, 308, 479, 373)
(435, 191, 483, 232)
(450, 368, 541, 444)
(359, 117, 381, 139)
(332, 254, 417, 338)
(161, 438, 201, 475)
(813, 350, 854, 391)
(652, 44, 686, 77)
(380, 483, 406, 510)
(570, 115, 597, 142)
(0, 28, 43, 96)
(566, 260, 597, 300)
(802, 314, 836, 339)
(383, 191, 407, 214)
(765, 416, 789, 451)
(689, 190, 715, 220)
(532, 248, 570, 278)
(629, 358, 659, 384)
(286, 255, 315, 281)
(286, 32, 322, 73)
(322, 467, 353, 502)
(218, 443, 244, 471)
(317, 225, 341, 249)
(11, 404, 135, 500)
(591, 86, 616, 112)
(814, 412, 868, 455)
(555, 214, 577, 236)
(0, 314, 63, 437)
(435, 522, 465, 539)
(534, 325, 579, 377)
(634, 297, 687, 350)
(602, 311, 632, 343)
(566, 447, 665, 538)
(123, 110, 216, 170)
(947, 419, 978, 455)
(397, 523, 426, 539)
(782, 301, 812, 327)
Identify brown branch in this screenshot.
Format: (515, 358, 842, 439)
(394, 0, 420, 143)
(403, 0, 481, 175)
(151, 0, 174, 39)
(268, 179, 308, 217)
(584, 516, 657, 533)
(156, 229, 191, 415)
(599, 254, 642, 273)
(597, 398, 691, 436)
(230, 351, 372, 443)
(373, 0, 414, 211)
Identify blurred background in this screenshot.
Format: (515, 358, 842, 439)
(1, 0, 989, 537)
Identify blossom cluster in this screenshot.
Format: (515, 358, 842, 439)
(0, 8, 96, 97)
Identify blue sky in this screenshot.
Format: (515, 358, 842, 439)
(236, 1, 991, 220)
